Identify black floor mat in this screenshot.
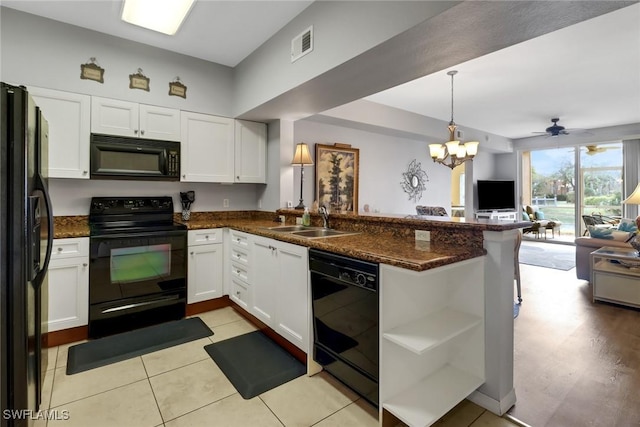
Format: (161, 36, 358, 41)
(66, 317, 213, 375)
(204, 331, 306, 399)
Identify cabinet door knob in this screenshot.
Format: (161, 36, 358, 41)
(237, 176, 240, 180)
(57, 247, 63, 252)
(205, 235, 209, 239)
(82, 263, 88, 267)
(190, 251, 194, 255)
(236, 291, 241, 296)
(182, 174, 186, 178)
(134, 129, 138, 135)
(141, 130, 145, 135)
(83, 170, 88, 175)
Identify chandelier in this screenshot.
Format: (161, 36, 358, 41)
(428, 70, 479, 169)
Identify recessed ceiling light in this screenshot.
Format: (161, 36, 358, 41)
(121, 0, 195, 36)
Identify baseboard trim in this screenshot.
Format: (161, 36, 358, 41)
(228, 301, 307, 365)
(186, 296, 231, 316)
(45, 326, 88, 348)
(468, 388, 517, 416)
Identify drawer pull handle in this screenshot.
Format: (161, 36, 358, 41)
(82, 263, 87, 267)
(190, 252, 194, 255)
(205, 235, 209, 239)
(57, 247, 63, 252)
(236, 291, 241, 296)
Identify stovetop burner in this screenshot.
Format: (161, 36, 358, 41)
(89, 196, 184, 235)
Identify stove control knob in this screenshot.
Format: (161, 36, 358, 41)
(92, 202, 104, 211)
(356, 273, 367, 286)
(151, 199, 160, 208)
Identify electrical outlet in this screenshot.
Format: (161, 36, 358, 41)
(296, 217, 303, 225)
(279, 215, 286, 224)
(286, 201, 293, 208)
(415, 230, 430, 241)
(223, 199, 229, 208)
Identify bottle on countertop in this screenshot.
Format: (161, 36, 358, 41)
(302, 207, 311, 226)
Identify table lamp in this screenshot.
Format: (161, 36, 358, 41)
(622, 182, 640, 229)
(291, 142, 313, 210)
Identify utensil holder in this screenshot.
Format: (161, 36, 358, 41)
(182, 209, 191, 221)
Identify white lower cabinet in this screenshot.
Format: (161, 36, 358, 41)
(380, 257, 485, 427)
(48, 238, 89, 332)
(251, 235, 309, 352)
(187, 229, 223, 304)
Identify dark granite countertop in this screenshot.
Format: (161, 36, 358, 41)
(53, 210, 527, 271)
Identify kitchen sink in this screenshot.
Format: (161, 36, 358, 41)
(265, 225, 309, 232)
(291, 229, 358, 239)
(263, 225, 359, 239)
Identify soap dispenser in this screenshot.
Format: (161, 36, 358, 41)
(302, 207, 311, 226)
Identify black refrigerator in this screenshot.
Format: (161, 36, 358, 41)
(1, 83, 53, 426)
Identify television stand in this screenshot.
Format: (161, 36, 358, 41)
(475, 211, 518, 221)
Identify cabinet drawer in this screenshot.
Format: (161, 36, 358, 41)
(230, 279, 250, 310)
(52, 237, 89, 259)
(230, 247, 250, 267)
(188, 228, 222, 246)
(594, 272, 640, 307)
(230, 262, 250, 284)
(229, 230, 251, 251)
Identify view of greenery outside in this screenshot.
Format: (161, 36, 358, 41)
(529, 144, 623, 238)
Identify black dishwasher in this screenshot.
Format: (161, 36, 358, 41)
(309, 249, 379, 407)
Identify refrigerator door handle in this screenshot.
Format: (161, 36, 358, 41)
(33, 172, 53, 288)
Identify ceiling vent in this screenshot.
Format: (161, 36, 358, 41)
(291, 26, 313, 63)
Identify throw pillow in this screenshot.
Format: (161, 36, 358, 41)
(535, 211, 545, 220)
(522, 211, 529, 221)
(618, 218, 638, 233)
(588, 226, 631, 241)
(588, 226, 613, 239)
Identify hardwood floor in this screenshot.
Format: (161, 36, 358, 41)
(508, 261, 640, 426)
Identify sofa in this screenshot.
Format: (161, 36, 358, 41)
(575, 237, 632, 281)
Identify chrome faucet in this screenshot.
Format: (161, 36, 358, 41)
(319, 205, 329, 229)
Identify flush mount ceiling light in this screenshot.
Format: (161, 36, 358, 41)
(428, 70, 479, 169)
(121, 0, 195, 35)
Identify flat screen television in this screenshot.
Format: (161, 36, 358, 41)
(477, 180, 516, 211)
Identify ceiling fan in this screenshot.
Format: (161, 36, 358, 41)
(533, 118, 589, 137)
(582, 144, 620, 155)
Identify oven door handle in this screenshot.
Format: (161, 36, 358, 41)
(90, 230, 187, 240)
(100, 295, 181, 314)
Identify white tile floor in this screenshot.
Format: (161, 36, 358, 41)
(39, 307, 522, 427)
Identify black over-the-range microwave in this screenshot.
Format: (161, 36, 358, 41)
(90, 133, 180, 181)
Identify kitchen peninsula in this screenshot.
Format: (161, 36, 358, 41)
(53, 210, 529, 424)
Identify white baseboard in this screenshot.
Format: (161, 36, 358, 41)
(467, 388, 517, 416)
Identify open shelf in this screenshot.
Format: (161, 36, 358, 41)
(382, 364, 484, 427)
(382, 308, 482, 355)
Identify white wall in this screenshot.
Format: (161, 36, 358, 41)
(294, 119, 451, 215)
(49, 179, 259, 216)
(0, 7, 233, 116)
(233, 1, 456, 117)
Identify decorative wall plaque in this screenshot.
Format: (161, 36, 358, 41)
(129, 68, 150, 91)
(169, 77, 187, 98)
(80, 57, 104, 83)
(401, 159, 429, 202)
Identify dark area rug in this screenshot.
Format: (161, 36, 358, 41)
(519, 242, 576, 270)
(204, 330, 305, 399)
(67, 317, 213, 375)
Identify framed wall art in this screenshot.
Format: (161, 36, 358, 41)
(315, 143, 359, 214)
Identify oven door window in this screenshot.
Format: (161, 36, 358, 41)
(110, 243, 171, 283)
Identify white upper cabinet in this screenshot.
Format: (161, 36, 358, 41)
(91, 97, 180, 141)
(180, 111, 235, 183)
(234, 120, 267, 183)
(29, 86, 91, 179)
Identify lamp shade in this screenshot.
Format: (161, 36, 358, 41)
(623, 183, 640, 204)
(291, 143, 313, 166)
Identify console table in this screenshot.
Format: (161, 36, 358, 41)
(591, 247, 640, 308)
(475, 211, 518, 221)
